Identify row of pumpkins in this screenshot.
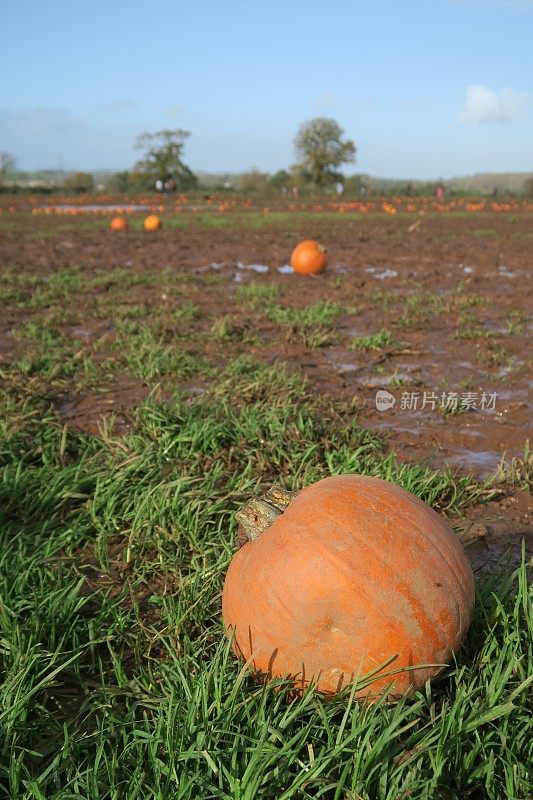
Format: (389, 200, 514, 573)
(110, 214, 327, 275)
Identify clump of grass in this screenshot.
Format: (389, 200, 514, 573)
(406, 293, 444, 310)
(211, 315, 250, 343)
(453, 293, 492, 309)
(493, 442, 532, 492)
(453, 327, 498, 341)
(457, 311, 477, 326)
(439, 401, 469, 416)
(237, 282, 279, 307)
(44, 307, 81, 326)
(505, 319, 525, 336)
(350, 327, 393, 351)
(292, 327, 338, 348)
(170, 302, 201, 322)
(257, 300, 345, 349)
(126, 341, 214, 382)
(370, 287, 396, 309)
(508, 307, 529, 324)
(398, 310, 424, 329)
(13, 320, 68, 347)
(87, 268, 153, 291)
(265, 299, 344, 328)
(475, 345, 510, 368)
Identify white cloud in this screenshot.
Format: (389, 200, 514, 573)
(459, 85, 529, 123)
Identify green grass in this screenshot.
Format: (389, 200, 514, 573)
(350, 328, 394, 351)
(237, 282, 279, 307)
(494, 442, 532, 493)
(453, 327, 498, 341)
(211, 315, 255, 343)
(235, 298, 347, 349)
(0, 360, 530, 798)
(1, 218, 531, 798)
(264, 300, 345, 329)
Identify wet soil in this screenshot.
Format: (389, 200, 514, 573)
(1, 209, 531, 463)
(57, 377, 150, 435)
(452, 489, 533, 579)
(1, 207, 531, 576)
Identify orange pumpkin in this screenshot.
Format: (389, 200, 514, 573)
(290, 239, 328, 275)
(110, 216, 128, 231)
(222, 475, 475, 699)
(144, 214, 161, 231)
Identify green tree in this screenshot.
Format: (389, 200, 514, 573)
(523, 176, 533, 197)
(237, 169, 269, 194)
(105, 170, 131, 193)
(269, 169, 291, 193)
(343, 174, 365, 197)
(293, 118, 356, 189)
(0, 152, 17, 185)
(62, 172, 95, 193)
(134, 129, 197, 190)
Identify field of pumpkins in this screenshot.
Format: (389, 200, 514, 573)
(0, 195, 531, 798)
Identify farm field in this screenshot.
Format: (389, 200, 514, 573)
(0, 198, 532, 798)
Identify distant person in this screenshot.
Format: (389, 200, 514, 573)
(164, 179, 176, 193)
(405, 182, 412, 197)
(335, 181, 344, 195)
(435, 185, 444, 200)
(291, 186, 299, 198)
(155, 178, 164, 193)
(492, 186, 498, 198)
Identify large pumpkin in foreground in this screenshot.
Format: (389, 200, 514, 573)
(222, 475, 475, 699)
(290, 239, 328, 275)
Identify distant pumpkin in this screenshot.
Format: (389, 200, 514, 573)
(290, 239, 328, 275)
(144, 214, 161, 231)
(110, 216, 128, 231)
(222, 475, 475, 700)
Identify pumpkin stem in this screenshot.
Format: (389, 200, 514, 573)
(236, 484, 297, 545)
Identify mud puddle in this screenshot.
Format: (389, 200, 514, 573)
(58, 378, 150, 435)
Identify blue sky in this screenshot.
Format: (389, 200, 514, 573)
(1, 0, 532, 178)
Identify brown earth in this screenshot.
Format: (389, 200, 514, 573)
(1, 207, 531, 575)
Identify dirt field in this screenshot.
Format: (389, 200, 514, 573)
(1, 201, 532, 795)
(1, 202, 531, 574)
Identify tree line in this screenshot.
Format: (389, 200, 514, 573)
(1, 118, 357, 195)
(3, 120, 533, 196)
(106, 117, 356, 194)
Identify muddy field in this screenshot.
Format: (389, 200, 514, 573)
(1, 203, 531, 574)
